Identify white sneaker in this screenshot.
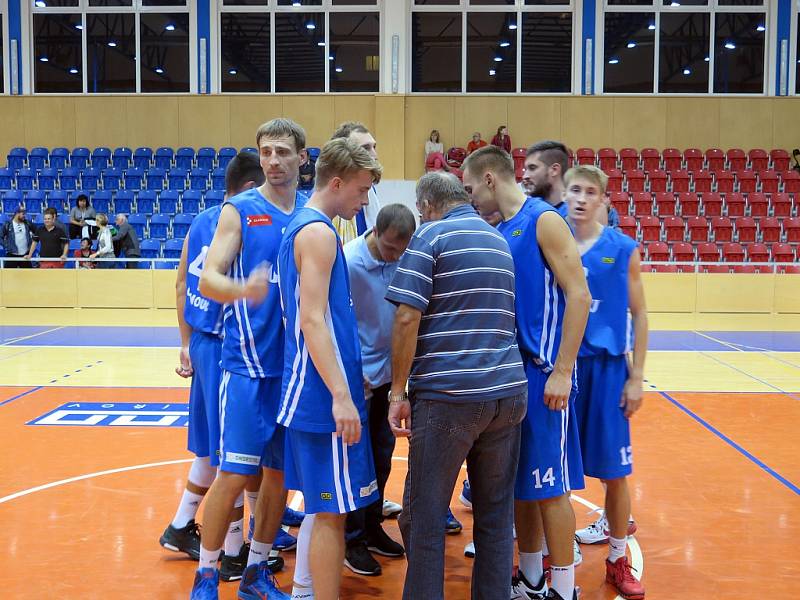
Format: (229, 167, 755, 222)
(382, 499, 402, 518)
(576, 512, 637, 545)
(511, 570, 547, 599)
(573, 537, 583, 567)
(464, 541, 475, 558)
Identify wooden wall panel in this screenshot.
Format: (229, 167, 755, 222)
(23, 97, 76, 151)
(454, 97, 508, 152)
(76, 270, 153, 308)
(404, 96, 455, 179)
(74, 97, 128, 151)
(773, 274, 800, 314)
(507, 97, 562, 151)
(612, 97, 667, 150)
(696, 273, 773, 313)
(719, 99, 774, 152)
(665, 98, 721, 150)
(0, 98, 26, 160)
(771, 99, 800, 154)
(1, 269, 78, 307)
(333, 96, 376, 136)
(178, 96, 231, 149)
(281, 95, 336, 149)
(153, 270, 178, 309)
(374, 95, 405, 180)
(641, 273, 697, 312)
(124, 97, 180, 149)
(228, 96, 285, 150)
(560, 97, 614, 151)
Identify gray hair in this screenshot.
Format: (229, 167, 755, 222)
(416, 172, 470, 212)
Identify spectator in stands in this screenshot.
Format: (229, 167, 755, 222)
(467, 132, 487, 155)
(74, 237, 96, 269)
(299, 159, 315, 192)
(598, 195, 620, 229)
(91, 214, 115, 268)
(69, 194, 97, 240)
(523, 140, 569, 218)
(26, 207, 68, 268)
(2, 206, 34, 268)
(425, 130, 444, 160)
(491, 125, 511, 153)
(113, 213, 141, 269)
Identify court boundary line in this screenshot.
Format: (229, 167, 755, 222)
(694, 331, 800, 371)
(0, 386, 44, 408)
(0, 326, 66, 346)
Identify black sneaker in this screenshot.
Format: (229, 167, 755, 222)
(220, 543, 285, 581)
(344, 544, 382, 576)
(545, 588, 579, 600)
(159, 519, 201, 560)
(511, 570, 547, 600)
(366, 527, 404, 557)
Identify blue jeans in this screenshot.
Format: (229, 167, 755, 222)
(399, 393, 527, 600)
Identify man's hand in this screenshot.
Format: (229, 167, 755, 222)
(388, 399, 411, 438)
(60, 255, 67, 262)
(333, 393, 361, 446)
(242, 263, 270, 304)
(176, 346, 193, 378)
(543, 369, 572, 411)
(621, 377, 643, 418)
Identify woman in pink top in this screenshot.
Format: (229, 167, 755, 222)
(491, 125, 511, 153)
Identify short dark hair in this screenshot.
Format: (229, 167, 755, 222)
(462, 145, 515, 180)
(255, 118, 306, 152)
(526, 140, 569, 175)
(81, 237, 92, 244)
(376, 203, 416, 239)
(225, 151, 265, 196)
(44, 207, 58, 218)
(76, 194, 89, 207)
(332, 121, 370, 140)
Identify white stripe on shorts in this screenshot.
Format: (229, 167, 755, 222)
(330, 433, 346, 514)
(340, 436, 356, 512)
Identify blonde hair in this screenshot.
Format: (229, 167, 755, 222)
(462, 145, 515, 179)
(315, 137, 383, 190)
(564, 165, 609, 194)
(255, 118, 306, 151)
(96, 213, 108, 227)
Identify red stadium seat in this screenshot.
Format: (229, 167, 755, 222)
(715, 171, 734, 194)
(736, 170, 757, 193)
(626, 170, 646, 193)
(771, 192, 793, 217)
(693, 170, 713, 193)
(619, 148, 638, 171)
(640, 215, 661, 241)
(598, 148, 617, 171)
(748, 149, 768, 172)
(619, 215, 637, 239)
(651, 264, 680, 273)
(782, 170, 800, 193)
(770, 149, 790, 171)
(711, 217, 733, 242)
(662, 148, 681, 172)
(779, 265, 800, 274)
(576, 148, 595, 166)
(610, 191, 630, 215)
(512, 148, 526, 181)
(663, 216, 685, 241)
(747, 243, 770, 262)
(638, 242, 646, 260)
(606, 168, 624, 193)
(758, 170, 779, 194)
(704, 264, 730, 273)
(746, 192, 769, 217)
(632, 192, 653, 216)
(759, 217, 782, 243)
(655, 192, 677, 216)
(446, 147, 467, 168)
(727, 148, 746, 172)
(648, 169, 668, 193)
(670, 170, 690, 193)
(641, 148, 660, 172)
(678, 192, 700, 216)
(697, 242, 721, 262)
(732, 264, 758, 273)
(701, 192, 723, 217)
(725, 193, 746, 217)
(648, 241, 669, 261)
(687, 216, 709, 242)
(735, 217, 757, 243)
(772, 243, 795, 262)
(671, 242, 695, 262)
(684, 148, 703, 172)
(785, 217, 800, 242)
(705, 148, 725, 172)
(722, 242, 745, 262)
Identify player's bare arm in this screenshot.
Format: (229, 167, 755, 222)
(623, 250, 648, 418)
(388, 303, 422, 438)
(175, 236, 193, 377)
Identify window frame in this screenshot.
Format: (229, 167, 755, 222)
(1, 0, 8, 94)
(408, 0, 580, 96)
(791, 0, 798, 94)
(598, 0, 771, 95)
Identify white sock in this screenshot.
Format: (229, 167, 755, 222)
(550, 565, 574, 600)
(199, 546, 221, 571)
(519, 551, 544, 585)
(248, 539, 273, 567)
(171, 489, 204, 529)
(224, 518, 244, 557)
(291, 586, 315, 599)
(245, 491, 259, 515)
(609, 536, 627, 563)
(542, 535, 549, 556)
(293, 514, 315, 588)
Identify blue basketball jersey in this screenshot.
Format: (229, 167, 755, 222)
(526, 196, 568, 219)
(184, 206, 224, 336)
(578, 227, 638, 357)
(277, 207, 367, 433)
(220, 188, 306, 379)
(497, 198, 565, 373)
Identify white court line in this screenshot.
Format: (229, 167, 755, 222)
(0, 326, 66, 347)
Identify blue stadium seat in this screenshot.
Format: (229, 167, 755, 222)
(149, 214, 171, 240)
(240, 146, 258, 155)
(0, 214, 8, 227)
(50, 147, 69, 170)
(102, 168, 122, 191)
(158, 190, 179, 214)
(168, 168, 187, 191)
(180, 191, 201, 214)
(0, 168, 13, 189)
(137, 191, 157, 215)
(140, 238, 162, 258)
(28, 212, 42, 226)
(59, 212, 71, 229)
(197, 147, 216, 170)
(155, 260, 178, 270)
(92, 147, 112, 170)
(16, 169, 34, 190)
(154, 147, 174, 169)
(204, 190, 224, 210)
(189, 168, 209, 191)
(82, 168, 101, 190)
(91, 191, 112, 214)
(38, 168, 58, 191)
(71, 147, 90, 170)
(112, 147, 132, 170)
(172, 214, 194, 239)
(124, 168, 143, 191)
(29, 147, 49, 170)
(60, 168, 79, 191)
(68, 238, 83, 252)
(163, 238, 184, 259)
(218, 147, 237, 170)
(211, 167, 226, 191)
(2, 191, 24, 213)
(115, 191, 135, 214)
(49, 190, 70, 212)
(133, 147, 153, 170)
(7, 147, 28, 170)
(128, 213, 147, 238)
(307, 147, 321, 162)
(176, 147, 195, 170)
(146, 168, 166, 192)
(26, 191, 45, 214)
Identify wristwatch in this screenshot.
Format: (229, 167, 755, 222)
(388, 390, 407, 404)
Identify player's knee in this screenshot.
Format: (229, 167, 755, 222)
(215, 469, 250, 491)
(602, 476, 627, 489)
(188, 456, 216, 488)
(261, 466, 284, 485)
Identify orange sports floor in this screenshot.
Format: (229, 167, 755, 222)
(0, 309, 798, 599)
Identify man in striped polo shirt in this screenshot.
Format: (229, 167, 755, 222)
(386, 171, 528, 600)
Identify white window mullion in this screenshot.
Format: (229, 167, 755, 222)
(135, 11, 141, 93)
(269, 8, 275, 93)
(653, 10, 659, 94)
(461, 6, 466, 94)
(324, 9, 329, 93)
(708, 9, 715, 94)
(81, 12, 87, 93)
(515, 6, 521, 93)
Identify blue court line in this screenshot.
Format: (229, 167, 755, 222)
(0, 386, 44, 408)
(658, 390, 800, 496)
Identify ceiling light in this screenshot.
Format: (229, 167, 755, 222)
(154, 67, 164, 74)
(724, 41, 736, 50)
(493, 56, 503, 62)
(165, 24, 175, 32)
(39, 56, 49, 62)
(683, 68, 691, 76)
(75, 24, 83, 30)
(69, 67, 79, 74)
(335, 67, 343, 73)
(508, 23, 517, 30)
(228, 69, 237, 75)
(648, 23, 655, 31)
(293, 1, 301, 5)
(34, 0, 46, 6)
(328, 55, 334, 61)
(756, 24, 765, 32)
(499, 41, 510, 48)
(671, 1, 680, 5)
(108, 41, 117, 47)
(317, 41, 325, 47)
(489, 69, 496, 76)
(608, 58, 619, 65)
(704, 56, 710, 62)
(627, 42, 636, 49)
(305, 22, 315, 30)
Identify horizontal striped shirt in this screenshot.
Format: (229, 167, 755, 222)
(385, 204, 527, 403)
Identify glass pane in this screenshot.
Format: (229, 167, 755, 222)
(412, 12, 462, 92)
(607, 0, 652, 5)
(521, 12, 572, 92)
(662, 0, 706, 4)
(797, 14, 800, 95)
(603, 13, 655, 93)
(713, 13, 765, 93)
(0, 16, 4, 94)
(34, 14, 82, 93)
(277, 0, 321, 5)
(470, 0, 515, 5)
(89, 0, 133, 6)
(142, 0, 187, 6)
(332, 0, 377, 4)
(224, 0, 266, 5)
(32, 0, 79, 7)
(87, 13, 136, 93)
(466, 12, 516, 92)
(524, 0, 571, 5)
(330, 12, 379, 92)
(718, 0, 762, 5)
(140, 13, 190, 93)
(221, 13, 270, 92)
(414, 0, 460, 5)
(659, 13, 709, 93)
(275, 12, 324, 92)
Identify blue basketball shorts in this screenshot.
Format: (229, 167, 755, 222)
(218, 370, 284, 476)
(515, 363, 585, 501)
(284, 426, 378, 515)
(187, 331, 222, 465)
(575, 353, 633, 480)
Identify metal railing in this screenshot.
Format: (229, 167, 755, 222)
(0, 256, 180, 269)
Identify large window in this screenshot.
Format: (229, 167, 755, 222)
(602, 0, 767, 94)
(1, 2, 5, 94)
(32, 0, 192, 93)
(411, 0, 576, 93)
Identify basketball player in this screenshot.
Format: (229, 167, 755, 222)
(277, 138, 382, 600)
(189, 118, 309, 600)
(163, 151, 284, 580)
(462, 146, 591, 600)
(522, 141, 570, 218)
(566, 165, 647, 600)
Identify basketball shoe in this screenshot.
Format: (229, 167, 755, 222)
(382, 499, 402, 518)
(160, 519, 201, 560)
(459, 480, 472, 509)
(238, 562, 290, 600)
(606, 556, 645, 600)
(575, 513, 637, 545)
(511, 570, 548, 599)
(282, 507, 305, 528)
(190, 568, 218, 600)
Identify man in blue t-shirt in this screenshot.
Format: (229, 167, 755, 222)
(522, 140, 570, 219)
(463, 147, 591, 600)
